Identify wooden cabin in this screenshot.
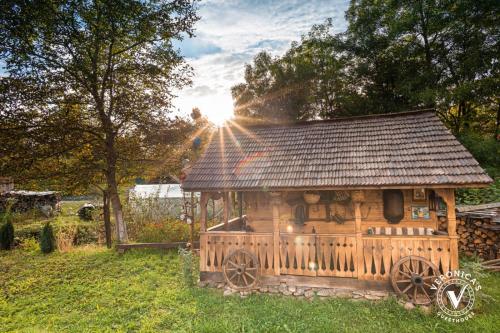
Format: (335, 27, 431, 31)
(182, 111, 492, 304)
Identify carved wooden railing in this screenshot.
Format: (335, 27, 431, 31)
(359, 235, 451, 280)
(199, 232, 275, 275)
(279, 234, 357, 277)
(200, 231, 452, 281)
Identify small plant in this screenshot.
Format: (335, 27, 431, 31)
(178, 247, 195, 287)
(20, 237, 39, 253)
(40, 222, 56, 253)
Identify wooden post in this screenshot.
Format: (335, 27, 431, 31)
(270, 192, 281, 276)
(351, 190, 365, 278)
(190, 192, 195, 246)
(435, 188, 459, 270)
(199, 192, 209, 232)
(223, 192, 231, 231)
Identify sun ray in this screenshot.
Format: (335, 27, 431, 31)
(225, 125, 245, 155)
(219, 127, 227, 184)
(227, 119, 262, 144)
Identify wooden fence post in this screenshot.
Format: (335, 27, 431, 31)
(352, 190, 365, 279)
(270, 192, 282, 276)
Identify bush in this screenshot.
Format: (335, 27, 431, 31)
(40, 222, 56, 253)
(135, 219, 194, 243)
(0, 220, 14, 250)
(19, 237, 39, 253)
(77, 204, 96, 221)
(73, 225, 99, 245)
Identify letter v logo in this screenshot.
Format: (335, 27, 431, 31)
(446, 285, 467, 309)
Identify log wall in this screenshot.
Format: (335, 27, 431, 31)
(243, 190, 439, 234)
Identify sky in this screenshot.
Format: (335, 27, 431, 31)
(173, 0, 350, 125)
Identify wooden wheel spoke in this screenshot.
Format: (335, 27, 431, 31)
(396, 279, 411, 283)
(402, 283, 413, 294)
(399, 270, 412, 279)
(413, 286, 417, 300)
(420, 286, 430, 301)
(229, 272, 238, 281)
(244, 271, 255, 280)
(241, 273, 248, 286)
(246, 267, 258, 271)
(228, 260, 239, 268)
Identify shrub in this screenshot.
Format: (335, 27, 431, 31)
(56, 225, 76, 252)
(73, 225, 99, 245)
(0, 220, 14, 250)
(77, 204, 96, 221)
(20, 237, 39, 253)
(178, 247, 195, 286)
(135, 219, 195, 243)
(40, 222, 56, 253)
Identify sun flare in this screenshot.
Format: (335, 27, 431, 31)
(202, 93, 234, 126)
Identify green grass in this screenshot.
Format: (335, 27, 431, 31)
(1, 248, 499, 333)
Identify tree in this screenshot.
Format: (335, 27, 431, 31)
(0, 0, 199, 242)
(344, 0, 499, 131)
(40, 222, 55, 253)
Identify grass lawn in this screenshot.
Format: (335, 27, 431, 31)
(1, 248, 499, 333)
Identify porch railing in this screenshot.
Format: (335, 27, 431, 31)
(200, 231, 451, 281)
(359, 235, 451, 280)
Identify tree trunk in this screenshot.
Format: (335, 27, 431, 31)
(104, 132, 128, 243)
(102, 189, 112, 248)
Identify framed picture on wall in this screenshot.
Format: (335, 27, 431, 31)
(413, 188, 426, 201)
(411, 206, 430, 220)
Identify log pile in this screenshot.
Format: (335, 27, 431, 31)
(438, 202, 500, 260)
(0, 190, 61, 213)
(456, 217, 498, 259)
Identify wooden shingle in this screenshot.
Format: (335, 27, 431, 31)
(182, 111, 492, 191)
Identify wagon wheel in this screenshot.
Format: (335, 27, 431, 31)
(223, 249, 259, 290)
(390, 255, 438, 305)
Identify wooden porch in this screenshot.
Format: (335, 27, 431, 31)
(198, 189, 459, 283)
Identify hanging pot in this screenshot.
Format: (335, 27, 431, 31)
(303, 192, 321, 204)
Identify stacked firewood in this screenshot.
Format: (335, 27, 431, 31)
(0, 190, 60, 213)
(440, 216, 499, 259)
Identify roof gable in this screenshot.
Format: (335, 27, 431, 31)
(182, 111, 492, 191)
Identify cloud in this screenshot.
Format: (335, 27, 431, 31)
(173, 34, 223, 59)
(173, 0, 350, 123)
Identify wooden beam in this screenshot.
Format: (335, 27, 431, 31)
(117, 241, 199, 253)
(199, 192, 209, 232)
(435, 188, 459, 270)
(223, 192, 231, 231)
(270, 192, 282, 276)
(352, 190, 365, 278)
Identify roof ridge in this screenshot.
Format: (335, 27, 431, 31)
(228, 109, 436, 129)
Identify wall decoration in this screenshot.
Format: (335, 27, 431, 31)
(383, 189, 404, 224)
(411, 206, 430, 220)
(413, 188, 426, 201)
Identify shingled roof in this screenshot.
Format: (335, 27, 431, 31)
(182, 111, 492, 191)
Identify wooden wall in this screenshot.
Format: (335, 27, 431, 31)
(243, 190, 439, 234)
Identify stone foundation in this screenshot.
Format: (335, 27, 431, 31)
(198, 280, 393, 301)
